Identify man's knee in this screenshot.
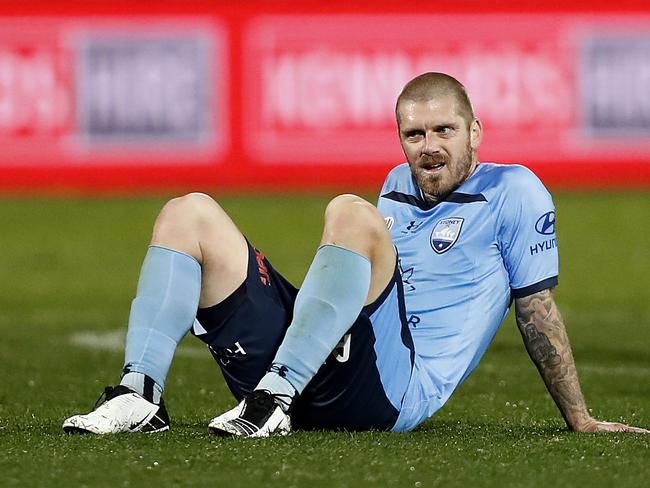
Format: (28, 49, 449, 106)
(322, 194, 390, 250)
(151, 193, 248, 306)
(159, 192, 218, 223)
(323, 195, 395, 303)
(155, 193, 220, 233)
(152, 193, 227, 257)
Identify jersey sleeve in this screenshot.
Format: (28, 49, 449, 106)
(496, 166, 559, 298)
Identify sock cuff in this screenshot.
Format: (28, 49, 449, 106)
(120, 371, 163, 403)
(316, 244, 371, 264)
(147, 245, 201, 270)
(125, 328, 180, 389)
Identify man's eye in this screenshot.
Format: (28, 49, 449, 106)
(437, 127, 453, 135)
(405, 132, 423, 140)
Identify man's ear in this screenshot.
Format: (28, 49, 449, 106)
(470, 118, 483, 150)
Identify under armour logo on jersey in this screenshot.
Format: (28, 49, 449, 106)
(431, 217, 464, 254)
(332, 334, 351, 363)
(402, 220, 423, 234)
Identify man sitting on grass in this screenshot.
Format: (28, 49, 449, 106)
(64, 72, 648, 436)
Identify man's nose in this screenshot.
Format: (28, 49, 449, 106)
(422, 133, 441, 155)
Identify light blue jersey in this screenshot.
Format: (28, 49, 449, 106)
(379, 162, 559, 432)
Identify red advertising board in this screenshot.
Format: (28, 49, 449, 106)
(0, 17, 227, 166)
(245, 15, 578, 165)
(0, 0, 649, 194)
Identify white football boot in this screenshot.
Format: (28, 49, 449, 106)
(63, 385, 170, 434)
(208, 390, 291, 438)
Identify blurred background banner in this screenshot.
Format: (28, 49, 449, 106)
(1, 0, 649, 194)
(0, 17, 226, 166)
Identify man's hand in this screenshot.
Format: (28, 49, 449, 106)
(514, 288, 648, 434)
(573, 419, 650, 434)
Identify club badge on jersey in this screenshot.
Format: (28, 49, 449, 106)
(430, 217, 464, 254)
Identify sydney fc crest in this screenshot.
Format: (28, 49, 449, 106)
(431, 217, 464, 254)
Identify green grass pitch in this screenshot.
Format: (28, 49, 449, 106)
(1, 192, 649, 487)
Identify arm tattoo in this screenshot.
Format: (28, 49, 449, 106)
(515, 289, 589, 428)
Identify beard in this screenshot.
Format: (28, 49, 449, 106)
(411, 143, 475, 204)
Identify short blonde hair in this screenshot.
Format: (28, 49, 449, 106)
(396, 72, 475, 125)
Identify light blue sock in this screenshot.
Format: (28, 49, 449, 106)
(121, 245, 201, 392)
(256, 245, 371, 405)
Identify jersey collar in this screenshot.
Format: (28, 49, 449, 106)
(405, 162, 486, 210)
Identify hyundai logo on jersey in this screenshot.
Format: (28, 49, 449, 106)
(430, 218, 464, 254)
(535, 211, 555, 235)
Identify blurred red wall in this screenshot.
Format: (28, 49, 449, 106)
(1, 0, 649, 194)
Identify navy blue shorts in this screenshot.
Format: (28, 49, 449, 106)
(193, 241, 415, 431)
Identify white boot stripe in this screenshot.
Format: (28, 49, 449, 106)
(229, 418, 256, 435)
(232, 417, 259, 431)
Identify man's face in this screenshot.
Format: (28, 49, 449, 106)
(397, 96, 482, 203)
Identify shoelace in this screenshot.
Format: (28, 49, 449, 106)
(92, 385, 134, 410)
(247, 390, 294, 415)
(269, 392, 294, 412)
(92, 386, 115, 410)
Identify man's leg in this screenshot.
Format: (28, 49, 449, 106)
(120, 193, 249, 391)
(63, 193, 249, 434)
(210, 194, 396, 437)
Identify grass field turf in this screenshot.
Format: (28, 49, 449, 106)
(1, 192, 649, 487)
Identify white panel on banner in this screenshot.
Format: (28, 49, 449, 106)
(77, 36, 211, 144)
(582, 37, 650, 136)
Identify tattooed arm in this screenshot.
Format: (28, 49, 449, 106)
(514, 289, 648, 433)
